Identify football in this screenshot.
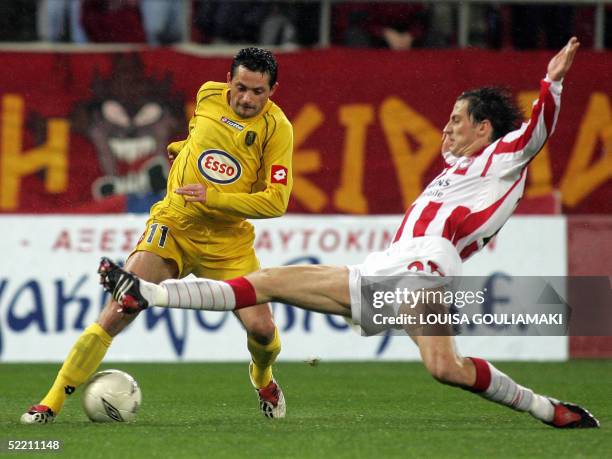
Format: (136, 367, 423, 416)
(81, 369, 142, 422)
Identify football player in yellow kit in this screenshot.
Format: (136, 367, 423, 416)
(21, 47, 293, 423)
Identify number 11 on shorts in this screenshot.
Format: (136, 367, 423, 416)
(146, 223, 169, 248)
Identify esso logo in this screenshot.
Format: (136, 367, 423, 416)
(197, 150, 242, 184)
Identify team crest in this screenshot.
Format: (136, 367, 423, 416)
(245, 131, 257, 146)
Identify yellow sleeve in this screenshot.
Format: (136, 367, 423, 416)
(206, 118, 293, 219)
(167, 111, 196, 157)
(167, 83, 208, 157)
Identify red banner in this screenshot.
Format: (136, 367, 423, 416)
(568, 215, 612, 358)
(0, 48, 610, 214)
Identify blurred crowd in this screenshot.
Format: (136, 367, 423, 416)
(0, 0, 610, 49)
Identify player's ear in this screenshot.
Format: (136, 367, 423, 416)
(226, 71, 232, 84)
(479, 119, 493, 140)
(269, 82, 279, 97)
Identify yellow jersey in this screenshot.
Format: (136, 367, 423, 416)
(158, 81, 293, 226)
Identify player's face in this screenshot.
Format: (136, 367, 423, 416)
(227, 66, 278, 118)
(442, 100, 490, 156)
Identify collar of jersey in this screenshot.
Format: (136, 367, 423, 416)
(442, 145, 487, 166)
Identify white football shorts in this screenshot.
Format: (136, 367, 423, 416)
(347, 236, 463, 326)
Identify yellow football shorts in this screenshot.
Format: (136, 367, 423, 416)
(132, 208, 260, 280)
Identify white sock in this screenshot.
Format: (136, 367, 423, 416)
(470, 358, 554, 422)
(137, 278, 169, 306)
(485, 364, 535, 411)
(528, 394, 555, 422)
(159, 278, 237, 311)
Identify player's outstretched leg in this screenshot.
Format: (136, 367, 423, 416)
(100, 260, 600, 428)
(415, 336, 599, 429)
(99, 257, 237, 313)
(99, 258, 351, 316)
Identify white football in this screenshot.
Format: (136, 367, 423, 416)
(81, 369, 142, 422)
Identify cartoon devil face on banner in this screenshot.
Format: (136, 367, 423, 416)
(73, 54, 185, 201)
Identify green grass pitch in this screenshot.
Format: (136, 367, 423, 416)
(2, 361, 610, 458)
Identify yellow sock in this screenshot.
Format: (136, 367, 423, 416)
(40, 323, 112, 414)
(247, 327, 281, 389)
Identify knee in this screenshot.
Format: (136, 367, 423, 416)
(247, 317, 276, 345)
(423, 352, 462, 386)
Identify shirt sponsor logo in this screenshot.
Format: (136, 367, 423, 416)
(271, 165, 288, 185)
(426, 178, 451, 189)
(220, 116, 244, 131)
(198, 150, 242, 184)
(422, 177, 451, 198)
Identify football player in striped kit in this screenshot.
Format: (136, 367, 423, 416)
(101, 37, 598, 428)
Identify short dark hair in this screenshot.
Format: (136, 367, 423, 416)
(457, 87, 523, 141)
(230, 47, 278, 88)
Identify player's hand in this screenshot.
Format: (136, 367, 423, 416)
(547, 37, 580, 82)
(175, 184, 207, 202)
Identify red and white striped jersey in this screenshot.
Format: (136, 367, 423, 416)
(393, 77, 562, 261)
